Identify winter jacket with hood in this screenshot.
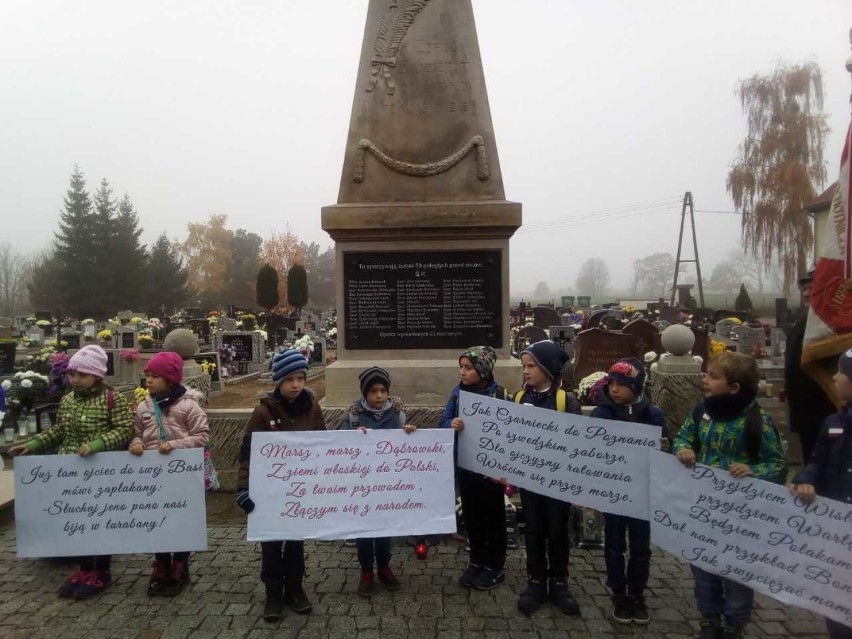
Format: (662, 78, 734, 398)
(131, 385, 210, 451)
(590, 386, 669, 440)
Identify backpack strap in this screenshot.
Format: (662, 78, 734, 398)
(690, 402, 706, 456)
(513, 390, 525, 404)
(493, 385, 508, 400)
(107, 388, 114, 412)
(556, 389, 567, 413)
(746, 403, 781, 445)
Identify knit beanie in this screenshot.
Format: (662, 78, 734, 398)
(607, 357, 646, 395)
(272, 348, 309, 383)
(144, 351, 184, 385)
(359, 366, 391, 396)
(459, 346, 497, 381)
(67, 345, 108, 379)
(521, 340, 568, 382)
(840, 349, 852, 379)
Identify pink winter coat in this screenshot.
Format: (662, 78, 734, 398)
(131, 389, 210, 451)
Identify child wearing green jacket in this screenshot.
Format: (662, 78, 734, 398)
(673, 351, 788, 639)
(8, 345, 133, 600)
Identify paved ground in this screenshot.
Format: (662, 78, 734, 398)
(0, 523, 829, 639)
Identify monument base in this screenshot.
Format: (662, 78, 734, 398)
(322, 358, 523, 407)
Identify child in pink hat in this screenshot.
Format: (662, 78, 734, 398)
(8, 344, 134, 600)
(129, 351, 210, 597)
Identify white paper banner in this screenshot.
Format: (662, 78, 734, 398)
(14, 449, 208, 558)
(650, 450, 852, 627)
(247, 429, 456, 541)
(457, 391, 660, 519)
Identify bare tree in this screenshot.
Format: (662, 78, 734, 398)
(632, 253, 675, 297)
(575, 258, 610, 297)
(0, 243, 33, 316)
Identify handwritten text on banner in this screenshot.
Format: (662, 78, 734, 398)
(247, 429, 456, 541)
(456, 391, 660, 519)
(15, 449, 207, 558)
(650, 450, 852, 627)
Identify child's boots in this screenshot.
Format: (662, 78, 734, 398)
(148, 559, 170, 596)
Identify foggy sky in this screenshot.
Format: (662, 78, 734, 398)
(1, 0, 850, 295)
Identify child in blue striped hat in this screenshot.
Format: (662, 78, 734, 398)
(236, 348, 326, 623)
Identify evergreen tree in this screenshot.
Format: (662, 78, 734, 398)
(227, 229, 263, 308)
(53, 166, 97, 316)
(91, 178, 117, 315)
(146, 232, 189, 314)
(256, 263, 279, 311)
(287, 264, 308, 314)
(113, 194, 147, 309)
(735, 283, 754, 313)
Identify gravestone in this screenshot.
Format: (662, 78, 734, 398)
(561, 296, 575, 308)
(770, 327, 786, 357)
(660, 306, 682, 324)
(573, 328, 644, 380)
(218, 317, 237, 332)
(311, 338, 326, 366)
(194, 351, 224, 393)
(548, 326, 576, 360)
(82, 324, 96, 340)
(62, 331, 82, 351)
(576, 296, 592, 308)
(652, 320, 670, 331)
(715, 318, 737, 338)
(321, 0, 522, 404)
(27, 327, 44, 346)
(217, 331, 265, 373)
(532, 306, 560, 330)
(0, 340, 15, 375)
(622, 318, 659, 356)
(113, 327, 138, 350)
(188, 319, 210, 343)
(514, 325, 548, 354)
(0, 317, 12, 339)
(733, 325, 765, 356)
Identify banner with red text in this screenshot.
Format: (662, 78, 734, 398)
(247, 429, 456, 541)
(650, 451, 852, 627)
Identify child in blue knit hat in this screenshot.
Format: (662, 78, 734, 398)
(590, 357, 667, 626)
(341, 366, 416, 597)
(236, 348, 326, 623)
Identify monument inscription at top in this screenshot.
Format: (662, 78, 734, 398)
(344, 250, 501, 349)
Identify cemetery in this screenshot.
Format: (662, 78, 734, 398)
(0, 1, 849, 638)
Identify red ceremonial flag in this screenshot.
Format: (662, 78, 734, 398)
(802, 120, 852, 401)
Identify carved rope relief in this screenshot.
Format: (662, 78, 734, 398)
(367, 0, 432, 95)
(353, 135, 490, 183)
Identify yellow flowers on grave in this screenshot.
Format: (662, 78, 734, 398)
(725, 317, 743, 325)
(139, 334, 154, 346)
(97, 329, 112, 341)
(130, 316, 144, 325)
(710, 339, 727, 355)
(621, 305, 637, 315)
(200, 360, 216, 375)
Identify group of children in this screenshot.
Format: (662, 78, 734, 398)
(5, 339, 850, 639)
(8, 345, 209, 599)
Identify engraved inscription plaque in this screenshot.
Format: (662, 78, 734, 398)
(344, 250, 501, 349)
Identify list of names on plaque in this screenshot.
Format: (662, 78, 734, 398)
(344, 250, 502, 349)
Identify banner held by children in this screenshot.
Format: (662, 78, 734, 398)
(14, 449, 207, 558)
(650, 450, 852, 627)
(456, 391, 660, 519)
(247, 429, 456, 541)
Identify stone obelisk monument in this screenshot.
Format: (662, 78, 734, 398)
(322, 0, 521, 406)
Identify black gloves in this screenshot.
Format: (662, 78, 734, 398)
(237, 490, 255, 514)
